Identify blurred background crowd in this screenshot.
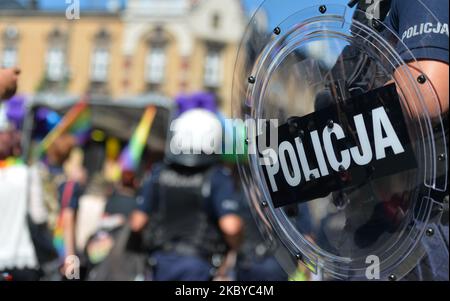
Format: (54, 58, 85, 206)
(0, 0, 315, 281)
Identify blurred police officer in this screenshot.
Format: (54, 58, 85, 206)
(130, 98, 243, 281)
(235, 190, 288, 281)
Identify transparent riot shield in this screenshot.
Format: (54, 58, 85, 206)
(233, 0, 448, 280)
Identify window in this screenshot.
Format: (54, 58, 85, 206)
(204, 48, 222, 88)
(212, 13, 221, 29)
(91, 47, 110, 82)
(89, 29, 111, 95)
(2, 26, 19, 68)
(145, 46, 166, 84)
(46, 47, 65, 81)
(44, 28, 67, 85)
(1, 46, 17, 68)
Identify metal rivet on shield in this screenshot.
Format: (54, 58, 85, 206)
(444, 196, 449, 204)
(438, 153, 445, 161)
(327, 119, 334, 129)
(261, 201, 268, 208)
(388, 274, 397, 281)
(288, 119, 299, 135)
(298, 129, 305, 138)
(417, 74, 427, 84)
(372, 19, 383, 31)
(319, 5, 327, 14)
(426, 228, 435, 237)
(273, 27, 281, 35)
(248, 76, 256, 84)
(295, 253, 303, 261)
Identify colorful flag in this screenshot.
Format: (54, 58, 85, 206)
(53, 181, 76, 261)
(36, 100, 91, 158)
(119, 106, 157, 172)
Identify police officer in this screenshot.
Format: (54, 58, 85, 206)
(382, 0, 449, 281)
(235, 189, 288, 281)
(384, 0, 448, 122)
(130, 97, 243, 281)
(344, 0, 448, 280)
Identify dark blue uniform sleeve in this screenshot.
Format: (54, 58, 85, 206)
(136, 164, 164, 214)
(209, 167, 240, 219)
(385, 0, 449, 63)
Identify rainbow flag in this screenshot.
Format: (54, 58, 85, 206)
(53, 181, 76, 261)
(119, 106, 157, 171)
(70, 106, 91, 145)
(53, 224, 65, 260)
(36, 100, 91, 158)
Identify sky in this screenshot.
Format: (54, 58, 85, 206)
(18, 0, 127, 10)
(15, 0, 262, 13)
(17, 0, 352, 22)
(17, 0, 354, 32)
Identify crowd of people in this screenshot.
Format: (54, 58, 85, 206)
(0, 0, 448, 282)
(0, 66, 295, 282)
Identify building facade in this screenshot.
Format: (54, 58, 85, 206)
(0, 0, 247, 114)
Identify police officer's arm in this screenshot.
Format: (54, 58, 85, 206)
(387, 0, 449, 122)
(130, 173, 155, 232)
(211, 171, 244, 250)
(130, 210, 149, 232)
(218, 214, 243, 250)
(214, 210, 242, 280)
(393, 60, 449, 122)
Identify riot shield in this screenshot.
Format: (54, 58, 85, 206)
(233, 0, 448, 280)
